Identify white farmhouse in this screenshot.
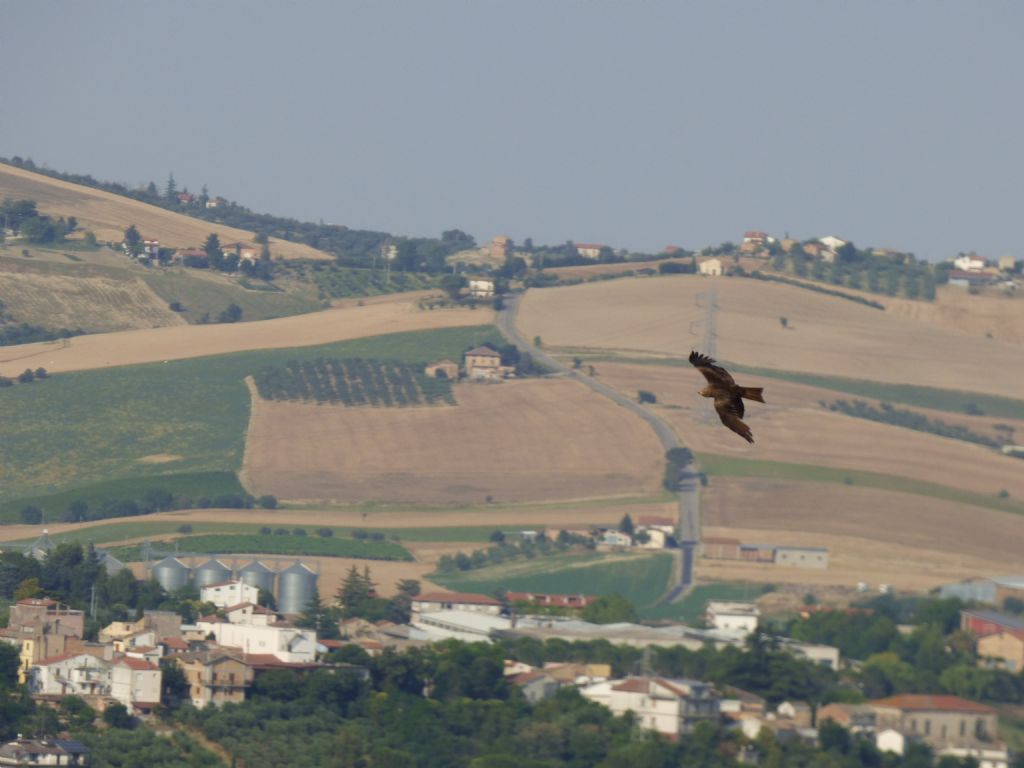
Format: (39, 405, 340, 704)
(411, 592, 503, 616)
(468, 277, 495, 298)
(200, 580, 260, 608)
(196, 617, 318, 663)
(705, 601, 760, 636)
(818, 235, 848, 251)
(699, 258, 722, 276)
(581, 677, 719, 737)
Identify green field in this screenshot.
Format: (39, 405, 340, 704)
(142, 270, 321, 323)
(310, 265, 436, 299)
(0, 325, 503, 505)
(697, 453, 1024, 515)
(566, 351, 1024, 420)
(432, 551, 674, 615)
(107, 533, 412, 562)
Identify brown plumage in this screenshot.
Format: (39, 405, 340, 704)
(688, 350, 765, 443)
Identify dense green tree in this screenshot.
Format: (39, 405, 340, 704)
(440, 273, 468, 300)
(582, 594, 638, 624)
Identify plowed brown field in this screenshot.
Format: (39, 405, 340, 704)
(516, 277, 1024, 398)
(243, 378, 665, 504)
(0, 298, 491, 375)
(0, 163, 331, 260)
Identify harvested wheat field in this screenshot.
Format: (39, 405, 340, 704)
(0, 298, 490, 375)
(699, 477, 1024, 590)
(592, 362, 1024, 499)
(0, 270, 183, 332)
(517, 276, 1024, 399)
(0, 163, 331, 260)
(243, 377, 665, 504)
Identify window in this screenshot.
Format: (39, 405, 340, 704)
(960, 720, 966, 737)
(910, 719, 917, 732)
(924, 720, 930, 736)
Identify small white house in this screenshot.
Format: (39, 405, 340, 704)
(28, 653, 110, 698)
(954, 255, 986, 272)
(705, 601, 759, 636)
(411, 592, 503, 616)
(468, 278, 495, 298)
(197, 619, 318, 663)
(699, 258, 722, 276)
(200, 580, 260, 608)
(581, 677, 720, 737)
(818, 235, 848, 251)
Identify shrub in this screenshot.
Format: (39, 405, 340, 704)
(34, 367, 47, 379)
(177, 524, 193, 534)
(260, 527, 272, 535)
(257, 495, 278, 509)
(17, 369, 35, 383)
(638, 390, 657, 404)
(317, 528, 334, 538)
(19, 506, 43, 525)
(292, 527, 307, 536)
(274, 528, 289, 536)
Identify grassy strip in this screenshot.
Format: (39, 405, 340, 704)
(0, 472, 245, 524)
(8, 521, 510, 548)
(565, 351, 1024, 420)
(696, 453, 1024, 515)
(432, 551, 674, 612)
(0, 325, 502, 502)
(643, 582, 774, 622)
(108, 533, 412, 562)
(286, 493, 672, 514)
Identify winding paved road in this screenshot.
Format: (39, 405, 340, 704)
(497, 294, 700, 594)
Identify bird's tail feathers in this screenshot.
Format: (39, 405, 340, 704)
(740, 387, 765, 403)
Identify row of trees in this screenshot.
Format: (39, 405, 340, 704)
(0, 298, 83, 348)
(15, 489, 274, 526)
(823, 399, 1005, 448)
(253, 357, 454, 407)
(436, 530, 594, 574)
(0, 197, 78, 244)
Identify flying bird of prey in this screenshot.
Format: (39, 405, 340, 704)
(689, 351, 765, 443)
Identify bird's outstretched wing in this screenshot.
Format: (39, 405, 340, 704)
(689, 350, 736, 387)
(714, 396, 754, 443)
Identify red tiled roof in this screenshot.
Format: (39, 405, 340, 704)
(117, 657, 158, 671)
(870, 695, 993, 714)
(34, 652, 88, 667)
(198, 615, 225, 624)
(575, 243, 605, 250)
(161, 637, 188, 650)
(464, 346, 500, 358)
(414, 591, 501, 606)
(17, 598, 57, 607)
(319, 639, 345, 649)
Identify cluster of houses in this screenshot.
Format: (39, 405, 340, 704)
(0, 579, 333, 717)
(947, 253, 1019, 290)
(3, 570, 1019, 767)
(426, 343, 515, 382)
(397, 590, 1010, 765)
(121, 237, 263, 268)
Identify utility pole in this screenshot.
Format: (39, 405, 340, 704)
(690, 285, 718, 423)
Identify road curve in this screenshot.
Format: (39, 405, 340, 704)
(497, 293, 701, 591)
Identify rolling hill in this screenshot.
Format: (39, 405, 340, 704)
(0, 162, 331, 259)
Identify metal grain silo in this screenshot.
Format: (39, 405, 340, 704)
(277, 561, 318, 614)
(238, 560, 276, 596)
(193, 558, 232, 588)
(151, 557, 191, 592)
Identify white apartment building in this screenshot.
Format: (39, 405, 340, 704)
(200, 580, 260, 608)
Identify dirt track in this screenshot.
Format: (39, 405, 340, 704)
(0, 298, 492, 376)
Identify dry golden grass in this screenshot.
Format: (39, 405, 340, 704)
(0, 297, 491, 376)
(0, 163, 331, 260)
(517, 276, 1024, 398)
(700, 477, 1024, 590)
(243, 378, 665, 504)
(595, 362, 1024, 498)
(885, 285, 1024, 344)
(0, 269, 183, 332)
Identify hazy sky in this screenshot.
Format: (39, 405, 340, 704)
(2, 2, 1021, 260)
